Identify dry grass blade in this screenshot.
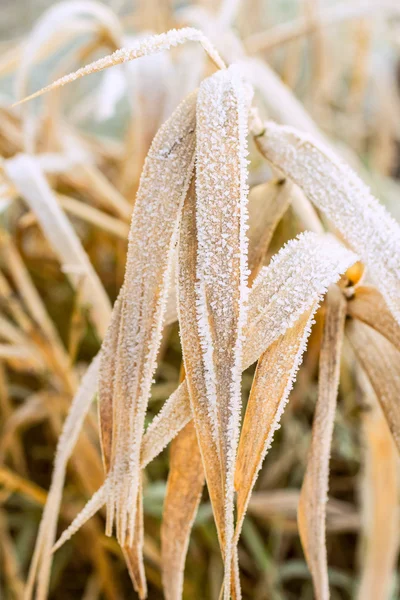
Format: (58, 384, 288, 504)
(177, 184, 227, 570)
(255, 122, 400, 324)
(235, 307, 316, 540)
(44, 232, 356, 586)
(347, 286, 400, 352)
(141, 232, 357, 472)
(183, 65, 249, 598)
(140, 384, 192, 469)
(98, 294, 122, 472)
(0, 232, 77, 392)
(101, 91, 197, 547)
(25, 354, 100, 600)
(357, 379, 399, 600)
(99, 295, 146, 597)
(15, 0, 123, 100)
(4, 155, 111, 339)
(158, 176, 291, 600)
(52, 483, 107, 552)
(298, 286, 346, 600)
(244, 233, 356, 367)
(14, 27, 225, 106)
(122, 478, 147, 600)
(161, 421, 204, 600)
(347, 320, 400, 451)
(247, 178, 291, 281)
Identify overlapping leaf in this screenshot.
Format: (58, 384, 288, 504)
(178, 65, 249, 598)
(100, 90, 197, 547)
(255, 122, 400, 324)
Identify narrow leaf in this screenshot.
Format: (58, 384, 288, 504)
(14, 27, 225, 105)
(161, 422, 204, 600)
(101, 91, 196, 546)
(235, 307, 317, 538)
(53, 483, 107, 552)
(255, 122, 400, 324)
(25, 355, 100, 600)
(182, 65, 250, 597)
(247, 178, 291, 281)
(4, 155, 111, 339)
(298, 285, 346, 600)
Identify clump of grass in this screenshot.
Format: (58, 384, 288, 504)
(1, 2, 400, 600)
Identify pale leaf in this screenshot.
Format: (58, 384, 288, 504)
(298, 285, 346, 600)
(141, 384, 192, 469)
(182, 65, 250, 598)
(98, 293, 122, 473)
(4, 155, 111, 339)
(25, 355, 100, 600)
(255, 122, 400, 324)
(247, 178, 291, 282)
(122, 477, 147, 600)
(52, 483, 107, 552)
(101, 91, 196, 546)
(177, 183, 226, 561)
(14, 27, 225, 106)
(98, 294, 146, 596)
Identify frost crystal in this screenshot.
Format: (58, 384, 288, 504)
(256, 122, 400, 324)
(193, 65, 250, 598)
(100, 91, 197, 546)
(16, 28, 225, 105)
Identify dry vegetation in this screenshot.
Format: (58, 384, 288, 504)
(1, 1, 400, 599)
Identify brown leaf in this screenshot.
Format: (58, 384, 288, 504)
(235, 307, 317, 534)
(298, 285, 346, 600)
(347, 286, 400, 352)
(101, 90, 197, 546)
(247, 179, 291, 282)
(181, 66, 250, 598)
(347, 320, 400, 451)
(357, 378, 399, 600)
(161, 422, 204, 600)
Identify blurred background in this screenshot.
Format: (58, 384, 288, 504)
(0, 1, 399, 598)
